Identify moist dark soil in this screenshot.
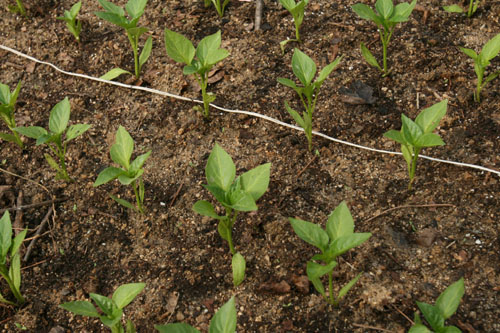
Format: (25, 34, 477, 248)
(0, 0, 499, 332)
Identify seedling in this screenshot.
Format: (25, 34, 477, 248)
(279, 0, 309, 52)
(409, 278, 465, 333)
(57, 1, 82, 42)
(384, 100, 447, 190)
(94, 126, 151, 214)
(0, 81, 23, 148)
(277, 48, 342, 151)
(0, 211, 27, 306)
(164, 29, 229, 119)
(14, 97, 91, 182)
(289, 201, 371, 306)
(95, 0, 152, 79)
(204, 0, 230, 18)
(352, 0, 417, 76)
(460, 32, 500, 102)
(443, 0, 480, 18)
(8, 0, 26, 17)
(193, 143, 270, 286)
(60, 282, 145, 333)
(155, 296, 236, 333)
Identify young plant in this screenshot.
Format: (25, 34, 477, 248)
(8, 0, 27, 17)
(155, 296, 236, 333)
(14, 97, 91, 182)
(277, 48, 342, 151)
(193, 143, 270, 286)
(95, 0, 152, 79)
(57, 1, 82, 43)
(409, 278, 465, 333)
(164, 29, 229, 119)
(0, 81, 23, 148)
(443, 0, 480, 18)
(384, 100, 448, 190)
(279, 0, 309, 52)
(94, 126, 151, 214)
(60, 282, 145, 333)
(352, 0, 417, 76)
(460, 32, 500, 103)
(0, 211, 27, 306)
(289, 201, 371, 306)
(204, 0, 230, 18)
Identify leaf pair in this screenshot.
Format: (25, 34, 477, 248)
(14, 97, 91, 181)
(0, 81, 23, 148)
(94, 126, 151, 214)
(460, 33, 500, 102)
(60, 282, 145, 333)
(289, 201, 371, 305)
(277, 48, 342, 151)
(57, 1, 82, 42)
(0, 211, 27, 305)
(409, 278, 465, 333)
(155, 296, 236, 333)
(204, 0, 230, 18)
(279, 0, 309, 51)
(443, 0, 480, 18)
(384, 100, 447, 189)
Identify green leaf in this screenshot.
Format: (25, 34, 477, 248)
(95, 12, 128, 28)
(110, 195, 137, 211)
(128, 26, 148, 39)
(239, 163, 271, 201)
(209, 296, 237, 333)
(401, 114, 422, 146)
(459, 47, 478, 60)
(401, 144, 413, 168)
(360, 43, 381, 71)
(417, 302, 444, 331)
(139, 36, 153, 69)
(279, 0, 296, 12)
(442, 4, 463, 13)
(436, 278, 465, 320)
(480, 33, 500, 62)
(384, 129, 405, 144)
(315, 55, 343, 85)
(307, 260, 337, 279)
(206, 143, 235, 192)
(94, 167, 125, 187)
(337, 272, 362, 300)
(205, 49, 230, 67)
(484, 70, 500, 84)
(37, 133, 58, 146)
(285, 101, 305, 129)
(441, 326, 462, 333)
(352, 3, 379, 22)
(289, 217, 329, 251)
(60, 300, 100, 317)
(277, 78, 298, 90)
(98, 0, 125, 16)
(125, 0, 147, 19)
(196, 30, 222, 67)
(326, 201, 354, 241)
(10, 229, 27, 258)
(112, 282, 146, 309)
(155, 323, 200, 333)
(0, 132, 17, 143)
(70, 1, 82, 18)
(0, 292, 15, 305)
(408, 324, 432, 333)
(0, 211, 13, 262)
(232, 252, 246, 286)
(390, 0, 416, 22)
(331, 233, 371, 257)
(13, 126, 47, 139)
(193, 200, 223, 219)
(375, 0, 393, 19)
(292, 48, 316, 86)
(9, 253, 21, 291)
(118, 169, 143, 185)
(164, 29, 196, 65)
(217, 220, 231, 242)
(110, 126, 134, 169)
(100, 68, 132, 80)
(228, 190, 257, 211)
(49, 97, 70, 134)
(415, 99, 447, 134)
(126, 319, 136, 333)
(65, 124, 91, 142)
(415, 133, 445, 147)
(204, 185, 228, 207)
(130, 150, 151, 172)
(90, 293, 116, 316)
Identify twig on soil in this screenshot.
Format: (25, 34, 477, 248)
(21, 259, 48, 271)
(254, 0, 263, 31)
(169, 182, 184, 208)
(390, 303, 414, 326)
(23, 207, 53, 262)
(363, 203, 455, 224)
(296, 155, 318, 178)
(379, 248, 405, 270)
(0, 166, 51, 196)
(23, 230, 51, 242)
(0, 198, 67, 214)
(352, 323, 395, 332)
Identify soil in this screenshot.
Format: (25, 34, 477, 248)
(0, 0, 499, 332)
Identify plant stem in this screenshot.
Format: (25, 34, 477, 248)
(328, 270, 334, 304)
(0, 266, 25, 305)
(127, 31, 140, 78)
(408, 148, 420, 190)
(57, 143, 71, 182)
(132, 180, 144, 214)
(198, 74, 210, 118)
(16, 0, 26, 17)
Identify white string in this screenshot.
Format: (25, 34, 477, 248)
(1, 44, 499, 177)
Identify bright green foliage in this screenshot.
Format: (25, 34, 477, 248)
(352, 0, 416, 76)
(384, 100, 447, 189)
(289, 201, 371, 306)
(443, 0, 480, 18)
(460, 33, 500, 102)
(277, 48, 342, 151)
(164, 30, 229, 119)
(279, 0, 309, 52)
(57, 1, 82, 42)
(0, 211, 27, 306)
(94, 126, 151, 214)
(0, 81, 23, 148)
(193, 144, 270, 286)
(60, 282, 145, 333)
(409, 278, 465, 333)
(95, 0, 152, 79)
(8, 0, 26, 17)
(155, 296, 236, 333)
(14, 97, 91, 182)
(204, 0, 230, 18)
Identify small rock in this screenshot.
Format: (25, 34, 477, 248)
(414, 228, 438, 247)
(48, 326, 65, 333)
(259, 280, 291, 294)
(291, 275, 310, 294)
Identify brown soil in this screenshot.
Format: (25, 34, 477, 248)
(0, 0, 499, 332)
